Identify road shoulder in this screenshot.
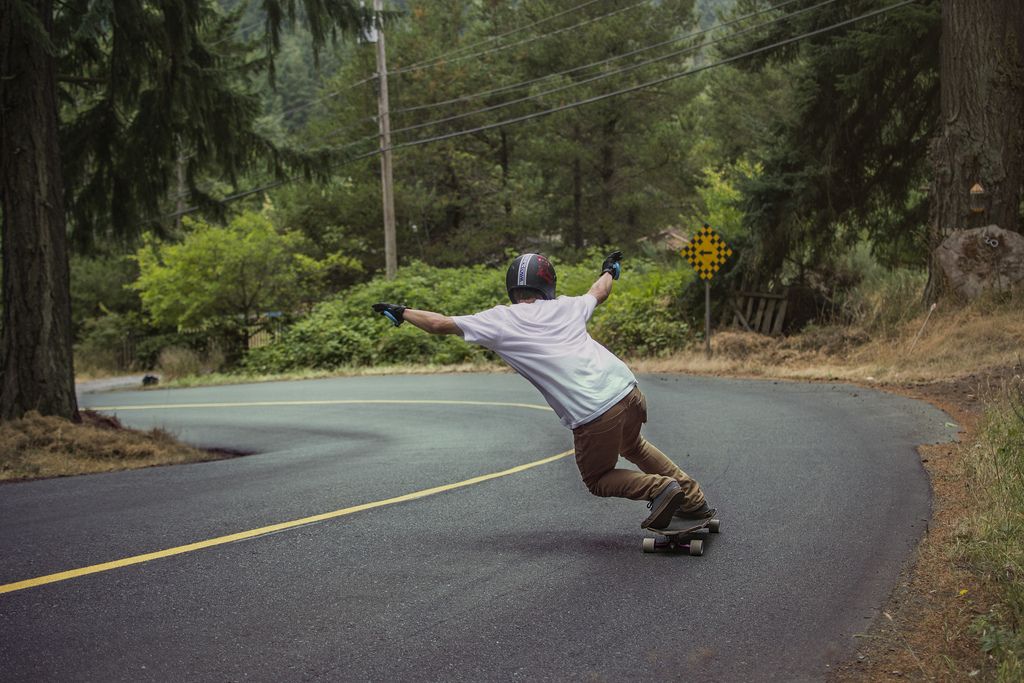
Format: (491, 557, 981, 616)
(831, 373, 1005, 680)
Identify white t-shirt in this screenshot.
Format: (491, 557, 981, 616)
(453, 294, 637, 429)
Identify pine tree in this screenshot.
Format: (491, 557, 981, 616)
(1, 0, 76, 419)
(516, 0, 702, 253)
(722, 0, 941, 280)
(0, 0, 371, 420)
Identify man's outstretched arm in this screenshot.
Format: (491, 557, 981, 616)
(404, 309, 463, 336)
(587, 251, 623, 305)
(372, 303, 463, 336)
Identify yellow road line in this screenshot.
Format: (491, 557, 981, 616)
(0, 449, 573, 595)
(92, 399, 553, 412)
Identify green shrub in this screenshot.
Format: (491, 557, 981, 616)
(588, 269, 691, 356)
(245, 257, 696, 371)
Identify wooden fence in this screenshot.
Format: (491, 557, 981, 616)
(247, 328, 277, 349)
(722, 288, 789, 336)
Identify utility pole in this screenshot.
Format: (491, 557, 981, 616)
(373, 0, 397, 279)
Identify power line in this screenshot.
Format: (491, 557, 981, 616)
(389, 0, 651, 78)
(266, 0, 650, 120)
(208, 15, 265, 47)
(208, 2, 616, 124)
(162, 0, 918, 221)
(384, 0, 918, 154)
(315, 0, 836, 148)
(391, 0, 811, 117)
(387, 1, 920, 153)
(397, 0, 607, 71)
(275, 74, 378, 121)
(382, 0, 840, 141)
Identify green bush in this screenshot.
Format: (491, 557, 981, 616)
(588, 270, 691, 356)
(245, 256, 695, 371)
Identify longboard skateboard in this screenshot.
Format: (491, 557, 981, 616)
(641, 509, 721, 555)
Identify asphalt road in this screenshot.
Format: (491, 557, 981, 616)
(1, 374, 954, 681)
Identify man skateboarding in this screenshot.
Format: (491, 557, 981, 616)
(371, 252, 712, 529)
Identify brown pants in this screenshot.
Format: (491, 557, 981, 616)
(572, 386, 705, 506)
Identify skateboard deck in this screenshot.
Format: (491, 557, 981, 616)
(641, 509, 721, 555)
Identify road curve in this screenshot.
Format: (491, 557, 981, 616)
(0, 373, 954, 681)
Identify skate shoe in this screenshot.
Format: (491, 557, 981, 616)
(641, 481, 686, 529)
(673, 500, 716, 521)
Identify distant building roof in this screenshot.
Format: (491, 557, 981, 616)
(640, 228, 690, 251)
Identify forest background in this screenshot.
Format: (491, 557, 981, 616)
(36, 0, 951, 378)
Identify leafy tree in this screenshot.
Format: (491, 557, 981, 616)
(0, 0, 372, 420)
(267, 174, 388, 274)
(695, 0, 739, 29)
(133, 211, 359, 338)
(255, 25, 351, 144)
(691, 61, 795, 168)
(683, 160, 763, 242)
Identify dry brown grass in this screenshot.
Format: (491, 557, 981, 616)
(0, 411, 229, 482)
(633, 299, 1023, 386)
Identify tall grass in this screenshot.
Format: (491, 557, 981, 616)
(960, 378, 1024, 680)
(157, 346, 225, 380)
(830, 243, 929, 336)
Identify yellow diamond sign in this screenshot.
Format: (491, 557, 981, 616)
(681, 224, 733, 280)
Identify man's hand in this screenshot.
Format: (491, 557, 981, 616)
(601, 251, 623, 280)
(372, 302, 407, 327)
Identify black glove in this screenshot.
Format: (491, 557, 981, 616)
(601, 251, 623, 280)
(372, 302, 407, 327)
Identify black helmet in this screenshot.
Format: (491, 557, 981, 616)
(505, 253, 556, 303)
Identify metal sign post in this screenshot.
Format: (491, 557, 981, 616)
(681, 223, 733, 359)
(705, 279, 711, 357)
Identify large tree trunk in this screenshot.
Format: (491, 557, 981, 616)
(927, 0, 1024, 300)
(0, 0, 79, 421)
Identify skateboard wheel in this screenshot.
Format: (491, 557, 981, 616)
(708, 519, 721, 534)
(642, 538, 656, 553)
(688, 539, 704, 556)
